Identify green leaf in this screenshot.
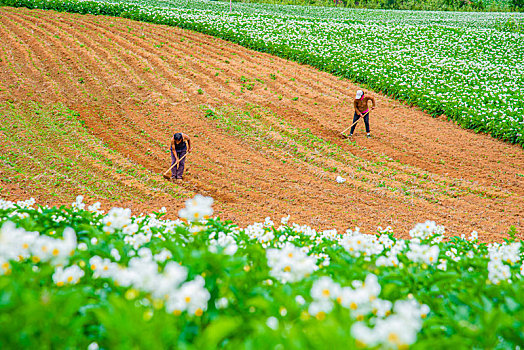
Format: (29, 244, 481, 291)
(199, 316, 242, 347)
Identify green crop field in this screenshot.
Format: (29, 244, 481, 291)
(1, 0, 523, 145)
(1, 196, 523, 348)
(1, 1, 524, 348)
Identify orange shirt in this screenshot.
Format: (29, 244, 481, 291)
(354, 96, 375, 114)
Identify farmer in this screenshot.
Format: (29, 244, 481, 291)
(350, 89, 376, 138)
(170, 132, 191, 181)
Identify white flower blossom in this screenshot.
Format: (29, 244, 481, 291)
(266, 243, 318, 283)
(178, 195, 214, 222)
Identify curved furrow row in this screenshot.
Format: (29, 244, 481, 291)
(130, 20, 499, 197)
(0, 18, 58, 98)
(178, 33, 524, 193)
(1, 13, 103, 101)
(9, 12, 185, 172)
(60, 20, 324, 204)
(1, 13, 157, 156)
(0, 7, 521, 237)
(13, 13, 151, 103)
(271, 127, 512, 226)
(109, 20, 338, 118)
(143, 26, 431, 187)
(233, 97, 512, 214)
(170, 26, 347, 107)
(0, 103, 154, 200)
(0, 24, 40, 85)
(260, 117, 439, 197)
(96, 17, 520, 234)
(0, 15, 189, 201)
(69, 17, 204, 102)
(170, 31, 347, 123)
(57, 14, 524, 216)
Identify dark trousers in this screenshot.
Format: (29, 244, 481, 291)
(170, 149, 187, 179)
(350, 112, 370, 134)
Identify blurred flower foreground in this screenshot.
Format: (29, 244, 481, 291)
(0, 195, 523, 349)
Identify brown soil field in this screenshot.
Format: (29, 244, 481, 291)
(0, 7, 522, 240)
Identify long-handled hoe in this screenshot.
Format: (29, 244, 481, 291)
(162, 153, 188, 180)
(340, 111, 369, 139)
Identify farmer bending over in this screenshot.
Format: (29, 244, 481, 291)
(350, 90, 376, 138)
(170, 132, 191, 181)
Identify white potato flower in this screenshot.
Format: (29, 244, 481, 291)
(208, 231, 238, 255)
(311, 276, 341, 301)
(266, 243, 318, 283)
(178, 195, 214, 222)
(52, 265, 85, 286)
(102, 208, 132, 234)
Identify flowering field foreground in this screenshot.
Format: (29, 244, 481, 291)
(1, 196, 523, 348)
(1, 0, 523, 145)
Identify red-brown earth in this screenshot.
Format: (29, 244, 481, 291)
(0, 7, 522, 241)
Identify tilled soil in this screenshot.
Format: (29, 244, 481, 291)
(0, 7, 522, 240)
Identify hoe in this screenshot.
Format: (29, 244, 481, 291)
(162, 153, 188, 180)
(340, 110, 369, 139)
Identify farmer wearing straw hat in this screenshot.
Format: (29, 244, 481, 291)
(170, 132, 191, 181)
(350, 90, 376, 138)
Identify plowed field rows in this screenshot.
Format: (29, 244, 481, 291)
(0, 7, 522, 240)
